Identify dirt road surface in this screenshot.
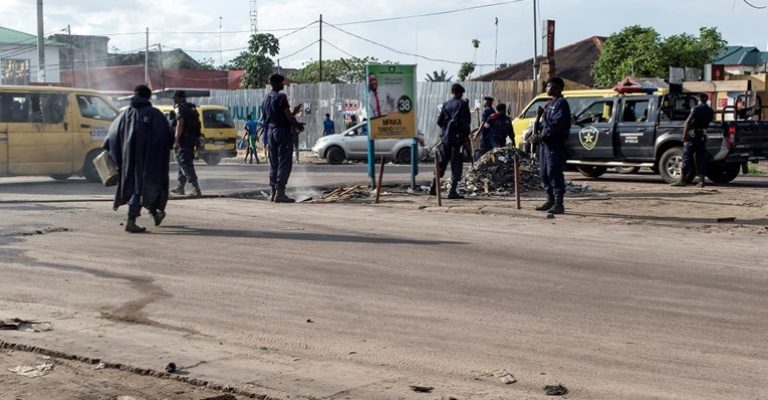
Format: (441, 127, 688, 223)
(1, 165, 767, 399)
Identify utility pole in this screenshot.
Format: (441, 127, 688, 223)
(494, 17, 499, 70)
(319, 14, 323, 82)
(158, 43, 165, 91)
(219, 16, 223, 66)
(67, 24, 76, 87)
(36, 0, 46, 83)
(144, 27, 149, 84)
(532, 0, 538, 97)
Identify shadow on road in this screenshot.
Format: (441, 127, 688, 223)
(571, 212, 768, 226)
(160, 225, 464, 246)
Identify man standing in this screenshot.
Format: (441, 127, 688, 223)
(535, 77, 571, 214)
(104, 85, 173, 233)
(474, 96, 498, 159)
(431, 83, 471, 199)
(244, 114, 260, 164)
(483, 103, 515, 149)
(261, 74, 305, 203)
(672, 93, 714, 187)
(170, 90, 202, 197)
(323, 113, 335, 136)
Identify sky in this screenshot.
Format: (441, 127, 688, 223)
(1, 0, 767, 81)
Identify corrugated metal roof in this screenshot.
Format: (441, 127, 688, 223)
(0, 26, 64, 46)
(714, 46, 768, 66)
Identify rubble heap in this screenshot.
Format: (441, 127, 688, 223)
(461, 147, 542, 194)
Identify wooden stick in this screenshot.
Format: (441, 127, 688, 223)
(513, 152, 521, 210)
(375, 157, 385, 203)
(434, 155, 442, 207)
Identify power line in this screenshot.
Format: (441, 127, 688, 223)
(278, 20, 318, 40)
(279, 40, 319, 61)
(741, 0, 767, 8)
(324, 21, 493, 66)
(322, 40, 355, 59)
(333, 0, 527, 26)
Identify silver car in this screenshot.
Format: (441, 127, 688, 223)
(312, 122, 426, 165)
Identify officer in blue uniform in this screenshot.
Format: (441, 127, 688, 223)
(474, 96, 495, 160)
(170, 90, 202, 197)
(535, 77, 571, 214)
(431, 83, 471, 199)
(260, 74, 304, 203)
(672, 93, 714, 187)
(483, 103, 514, 149)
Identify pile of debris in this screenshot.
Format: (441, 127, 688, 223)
(461, 148, 542, 194)
(312, 186, 373, 203)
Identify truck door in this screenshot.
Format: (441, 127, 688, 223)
(615, 97, 655, 160)
(567, 98, 616, 159)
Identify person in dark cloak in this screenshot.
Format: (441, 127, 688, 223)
(104, 84, 174, 233)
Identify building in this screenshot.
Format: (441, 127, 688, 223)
(709, 46, 768, 79)
(0, 26, 63, 84)
(473, 36, 606, 88)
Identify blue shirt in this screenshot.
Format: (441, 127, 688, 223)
(437, 97, 471, 141)
(245, 119, 259, 137)
(323, 118, 335, 135)
(540, 97, 571, 147)
(260, 90, 291, 136)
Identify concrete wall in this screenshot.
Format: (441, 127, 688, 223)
(0, 45, 61, 83)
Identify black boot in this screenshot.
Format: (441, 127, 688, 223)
(274, 189, 295, 203)
(125, 217, 146, 233)
(269, 187, 276, 202)
(547, 195, 565, 214)
(535, 194, 554, 211)
(171, 183, 185, 196)
(152, 211, 166, 227)
(447, 183, 464, 199)
(190, 182, 202, 197)
(428, 179, 437, 196)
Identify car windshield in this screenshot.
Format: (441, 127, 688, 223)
(342, 122, 368, 136)
(203, 109, 234, 129)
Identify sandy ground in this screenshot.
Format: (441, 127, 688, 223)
(0, 163, 766, 400)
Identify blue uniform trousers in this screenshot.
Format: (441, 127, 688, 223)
(268, 129, 294, 190)
(539, 142, 566, 197)
(175, 142, 198, 185)
(438, 139, 464, 184)
(682, 136, 707, 183)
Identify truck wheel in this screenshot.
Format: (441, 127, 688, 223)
(396, 148, 411, 164)
(576, 166, 607, 178)
(50, 174, 71, 181)
(705, 162, 740, 184)
(326, 146, 345, 165)
(204, 154, 222, 166)
(658, 147, 683, 184)
(83, 150, 102, 183)
(615, 166, 640, 174)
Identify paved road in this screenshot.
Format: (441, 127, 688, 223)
(0, 180, 765, 399)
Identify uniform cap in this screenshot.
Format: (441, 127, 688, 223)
(172, 90, 186, 98)
(483, 96, 494, 102)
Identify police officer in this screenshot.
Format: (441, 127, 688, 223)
(671, 93, 714, 187)
(482, 103, 514, 149)
(261, 74, 305, 203)
(170, 90, 202, 197)
(474, 96, 495, 160)
(431, 83, 471, 199)
(534, 77, 571, 214)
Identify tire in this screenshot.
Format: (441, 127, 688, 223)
(658, 147, 683, 184)
(706, 162, 740, 184)
(83, 150, 101, 183)
(615, 166, 640, 174)
(204, 154, 222, 166)
(50, 174, 71, 181)
(576, 165, 607, 178)
(396, 147, 411, 164)
(326, 146, 345, 165)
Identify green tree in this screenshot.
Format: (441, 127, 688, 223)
(425, 69, 453, 82)
(290, 57, 388, 84)
(592, 26, 727, 88)
(240, 33, 280, 89)
(222, 52, 249, 70)
(458, 62, 475, 81)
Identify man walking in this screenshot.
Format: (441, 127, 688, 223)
(431, 83, 471, 199)
(323, 113, 335, 136)
(244, 114, 260, 164)
(170, 90, 202, 197)
(261, 74, 305, 203)
(483, 103, 515, 149)
(672, 93, 714, 187)
(535, 77, 571, 214)
(104, 85, 173, 233)
(474, 96, 496, 160)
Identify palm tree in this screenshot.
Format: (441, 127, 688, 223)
(425, 69, 453, 82)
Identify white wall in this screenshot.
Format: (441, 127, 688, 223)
(0, 44, 61, 83)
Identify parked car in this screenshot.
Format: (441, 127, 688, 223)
(312, 122, 427, 164)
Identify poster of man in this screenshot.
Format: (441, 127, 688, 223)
(364, 64, 416, 140)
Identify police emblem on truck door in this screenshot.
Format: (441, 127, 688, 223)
(579, 126, 599, 150)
